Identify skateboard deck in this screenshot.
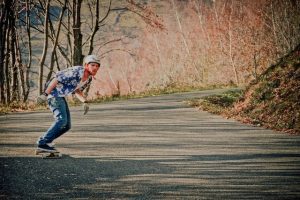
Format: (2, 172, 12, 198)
(35, 149, 62, 159)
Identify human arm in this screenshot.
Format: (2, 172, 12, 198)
(37, 78, 58, 104)
(75, 90, 89, 115)
(44, 78, 58, 95)
(74, 89, 87, 103)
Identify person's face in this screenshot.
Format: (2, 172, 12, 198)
(86, 62, 100, 76)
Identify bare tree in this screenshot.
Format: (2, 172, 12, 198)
(46, 0, 67, 83)
(227, 0, 239, 85)
(38, 0, 50, 95)
(87, 0, 112, 55)
(72, 0, 83, 66)
(0, 1, 8, 103)
(0, 0, 166, 105)
(9, 1, 18, 101)
(4, 13, 11, 103)
(171, 0, 202, 81)
(24, 0, 32, 101)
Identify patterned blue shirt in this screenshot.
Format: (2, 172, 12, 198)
(47, 66, 92, 97)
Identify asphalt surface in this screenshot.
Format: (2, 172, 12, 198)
(1, 89, 300, 199)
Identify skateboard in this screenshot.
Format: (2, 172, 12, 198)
(35, 149, 62, 159)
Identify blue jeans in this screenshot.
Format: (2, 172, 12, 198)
(38, 97, 71, 145)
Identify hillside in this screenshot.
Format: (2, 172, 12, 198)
(190, 44, 300, 134)
(232, 44, 300, 134)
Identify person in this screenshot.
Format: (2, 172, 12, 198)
(36, 55, 101, 152)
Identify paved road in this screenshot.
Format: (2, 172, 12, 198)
(1, 89, 300, 199)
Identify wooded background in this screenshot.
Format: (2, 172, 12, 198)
(0, 0, 299, 104)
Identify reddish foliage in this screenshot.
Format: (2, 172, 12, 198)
(90, 0, 300, 98)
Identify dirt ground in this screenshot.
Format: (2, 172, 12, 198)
(1, 89, 300, 199)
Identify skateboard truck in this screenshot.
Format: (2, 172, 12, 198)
(35, 149, 62, 159)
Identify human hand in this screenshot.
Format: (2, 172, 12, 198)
(37, 93, 47, 105)
(83, 102, 89, 115)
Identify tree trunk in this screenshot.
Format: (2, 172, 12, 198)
(10, 5, 18, 101)
(153, 33, 166, 84)
(46, 0, 67, 83)
(87, 0, 99, 55)
(172, 0, 202, 81)
(38, 0, 50, 95)
(0, 2, 8, 103)
(24, 0, 32, 102)
(228, 0, 239, 85)
(194, 0, 211, 49)
(73, 0, 83, 66)
(5, 23, 11, 104)
(87, 0, 112, 55)
(15, 29, 26, 102)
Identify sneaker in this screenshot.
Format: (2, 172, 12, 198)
(37, 144, 57, 153)
(47, 143, 55, 147)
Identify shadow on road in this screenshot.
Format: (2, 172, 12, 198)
(2, 152, 300, 199)
(1, 90, 300, 199)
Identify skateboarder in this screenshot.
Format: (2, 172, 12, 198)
(36, 55, 101, 153)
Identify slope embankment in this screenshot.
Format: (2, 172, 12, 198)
(189, 44, 300, 134)
(232, 44, 300, 134)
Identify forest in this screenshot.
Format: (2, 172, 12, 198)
(0, 0, 299, 105)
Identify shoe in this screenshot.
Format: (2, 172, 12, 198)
(37, 144, 58, 153)
(47, 143, 55, 147)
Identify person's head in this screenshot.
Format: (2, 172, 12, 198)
(83, 55, 101, 76)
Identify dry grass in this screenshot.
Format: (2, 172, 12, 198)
(0, 84, 228, 115)
(188, 46, 300, 134)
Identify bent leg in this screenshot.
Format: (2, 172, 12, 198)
(53, 98, 71, 140)
(37, 97, 70, 145)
